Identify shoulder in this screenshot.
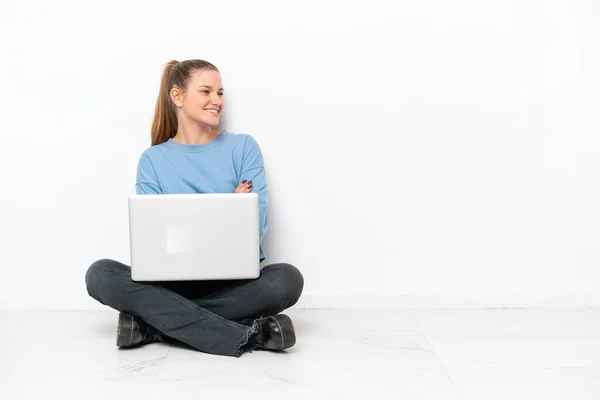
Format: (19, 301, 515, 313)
(136, 143, 169, 173)
(223, 131, 256, 144)
(230, 132, 263, 150)
(138, 141, 170, 161)
(223, 131, 262, 153)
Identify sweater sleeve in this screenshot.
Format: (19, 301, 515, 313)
(240, 135, 268, 244)
(136, 153, 162, 194)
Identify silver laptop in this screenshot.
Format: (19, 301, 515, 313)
(128, 193, 260, 281)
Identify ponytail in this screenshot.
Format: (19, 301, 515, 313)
(150, 60, 179, 146)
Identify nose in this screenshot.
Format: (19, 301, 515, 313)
(210, 93, 223, 106)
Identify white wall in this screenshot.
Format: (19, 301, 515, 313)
(1, 0, 598, 309)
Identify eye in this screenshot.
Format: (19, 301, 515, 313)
(218, 92, 224, 96)
(200, 90, 210, 94)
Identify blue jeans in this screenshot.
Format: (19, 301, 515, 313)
(85, 259, 304, 357)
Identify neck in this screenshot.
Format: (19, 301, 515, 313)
(173, 116, 219, 145)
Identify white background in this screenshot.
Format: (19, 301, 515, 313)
(1, 0, 598, 309)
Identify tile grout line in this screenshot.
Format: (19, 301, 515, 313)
(412, 311, 464, 400)
(146, 348, 170, 395)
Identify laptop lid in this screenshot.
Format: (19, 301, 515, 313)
(128, 193, 260, 281)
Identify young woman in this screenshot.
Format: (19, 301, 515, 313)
(85, 59, 304, 357)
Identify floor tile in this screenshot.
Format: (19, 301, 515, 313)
(413, 309, 600, 336)
(447, 367, 600, 400)
(2, 309, 600, 399)
(425, 333, 600, 370)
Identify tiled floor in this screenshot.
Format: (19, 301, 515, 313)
(1, 309, 599, 399)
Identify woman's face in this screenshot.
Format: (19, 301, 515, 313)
(174, 69, 224, 127)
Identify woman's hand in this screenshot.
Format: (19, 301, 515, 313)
(233, 180, 253, 193)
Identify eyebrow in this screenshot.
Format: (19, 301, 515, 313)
(198, 85, 224, 90)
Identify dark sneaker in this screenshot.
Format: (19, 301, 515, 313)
(247, 314, 296, 351)
(116, 312, 161, 348)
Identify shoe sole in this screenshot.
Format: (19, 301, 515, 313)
(275, 314, 296, 350)
(116, 312, 135, 347)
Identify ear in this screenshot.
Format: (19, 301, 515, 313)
(170, 86, 184, 108)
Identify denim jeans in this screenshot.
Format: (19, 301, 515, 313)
(85, 259, 304, 357)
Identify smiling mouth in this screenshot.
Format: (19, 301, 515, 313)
(205, 109, 220, 115)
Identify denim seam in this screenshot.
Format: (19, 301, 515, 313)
(234, 320, 259, 357)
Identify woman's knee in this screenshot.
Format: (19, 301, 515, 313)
(267, 263, 304, 306)
(85, 259, 124, 298)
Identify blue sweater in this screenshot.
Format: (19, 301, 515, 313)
(135, 131, 268, 261)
